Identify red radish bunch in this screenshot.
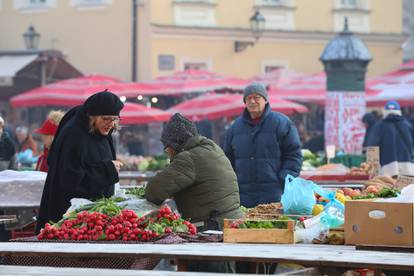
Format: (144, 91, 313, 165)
(37, 211, 110, 241)
(38, 207, 197, 241)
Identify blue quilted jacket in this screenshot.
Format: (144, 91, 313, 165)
(223, 105, 302, 208)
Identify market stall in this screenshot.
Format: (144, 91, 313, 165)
(0, 170, 46, 239)
(1, 143, 411, 275)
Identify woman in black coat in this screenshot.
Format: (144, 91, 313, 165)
(36, 91, 124, 233)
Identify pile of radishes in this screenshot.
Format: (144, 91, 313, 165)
(38, 206, 196, 241)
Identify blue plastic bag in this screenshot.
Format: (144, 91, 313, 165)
(17, 149, 38, 166)
(281, 175, 344, 229)
(319, 194, 345, 229)
(281, 175, 317, 215)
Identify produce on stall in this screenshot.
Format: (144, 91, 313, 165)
(125, 186, 146, 198)
(230, 173, 404, 246)
(229, 216, 293, 229)
(242, 203, 283, 219)
(223, 216, 296, 244)
(301, 149, 325, 171)
(334, 175, 399, 199)
(349, 162, 372, 176)
(37, 201, 197, 241)
(118, 155, 169, 172)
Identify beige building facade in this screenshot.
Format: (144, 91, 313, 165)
(0, 0, 405, 82)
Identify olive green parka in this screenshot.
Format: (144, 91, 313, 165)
(145, 136, 242, 228)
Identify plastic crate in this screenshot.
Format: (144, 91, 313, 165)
(10, 221, 36, 239)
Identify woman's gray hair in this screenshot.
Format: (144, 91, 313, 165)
(88, 116, 120, 134)
(0, 116, 4, 127)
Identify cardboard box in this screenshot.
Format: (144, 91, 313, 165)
(345, 200, 414, 246)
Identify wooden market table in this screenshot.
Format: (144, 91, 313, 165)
(0, 242, 412, 273)
(300, 173, 368, 189)
(0, 265, 259, 276)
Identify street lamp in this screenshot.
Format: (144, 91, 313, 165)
(23, 25, 40, 50)
(235, 10, 266, 53)
(250, 10, 266, 40)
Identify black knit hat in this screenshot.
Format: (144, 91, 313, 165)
(161, 113, 198, 152)
(243, 82, 268, 103)
(83, 90, 124, 116)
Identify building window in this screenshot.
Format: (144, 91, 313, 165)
(183, 62, 208, 71)
(333, 0, 370, 32)
(174, 6, 216, 27)
(256, 0, 294, 7)
(262, 60, 288, 74)
(264, 65, 284, 73)
(335, 0, 369, 10)
(158, 55, 175, 71)
(256, 0, 295, 30)
(181, 58, 211, 71)
(69, 0, 112, 8)
(257, 0, 281, 5)
(340, 0, 357, 8)
(174, 0, 215, 3)
(13, 0, 57, 11)
(30, 0, 47, 4)
(173, 0, 216, 27)
(334, 14, 369, 32)
(260, 9, 294, 30)
(341, 0, 358, 8)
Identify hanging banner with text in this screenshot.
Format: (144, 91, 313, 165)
(324, 92, 366, 154)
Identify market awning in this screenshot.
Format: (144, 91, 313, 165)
(10, 74, 121, 107)
(123, 70, 250, 97)
(168, 92, 308, 121)
(250, 68, 302, 89)
(0, 55, 38, 86)
(366, 61, 414, 107)
(121, 103, 172, 124)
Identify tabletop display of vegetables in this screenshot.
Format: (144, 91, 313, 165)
(125, 186, 146, 198)
(37, 204, 196, 241)
(351, 187, 400, 200)
(230, 216, 293, 229)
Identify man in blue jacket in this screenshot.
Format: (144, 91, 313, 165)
(367, 100, 414, 177)
(223, 83, 302, 208)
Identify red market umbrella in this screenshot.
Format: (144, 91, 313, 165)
(120, 103, 172, 124)
(10, 74, 123, 107)
(168, 92, 308, 122)
(9, 74, 171, 125)
(366, 84, 414, 107)
(269, 72, 327, 105)
(270, 72, 379, 105)
(10, 74, 159, 108)
(368, 61, 414, 87)
(250, 68, 302, 89)
(122, 70, 250, 97)
(366, 61, 414, 107)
